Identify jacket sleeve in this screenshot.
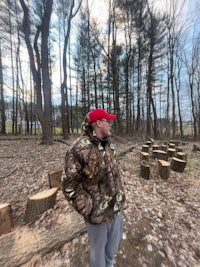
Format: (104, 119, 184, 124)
(62, 148, 92, 217)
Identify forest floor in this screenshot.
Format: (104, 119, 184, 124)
(0, 135, 200, 267)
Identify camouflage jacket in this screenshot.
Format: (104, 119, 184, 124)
(62, 135, 125, 224)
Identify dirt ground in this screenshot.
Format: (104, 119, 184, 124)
(0, 136, 200, 267)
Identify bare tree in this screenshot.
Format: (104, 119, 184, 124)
(20, 0, 53, 144)
(0, 41, 6, 134)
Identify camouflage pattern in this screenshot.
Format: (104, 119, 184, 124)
(62, 135, 125, 224)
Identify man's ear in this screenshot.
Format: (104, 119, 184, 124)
(95, 120, 101, 127)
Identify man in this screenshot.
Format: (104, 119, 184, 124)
(62, 108, 125, 267)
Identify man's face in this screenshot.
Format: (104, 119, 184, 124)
(98, 119, 112, 138)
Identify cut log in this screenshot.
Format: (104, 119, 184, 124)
(140, 152, 149, 161)
(48, 169, 63, 189)
(152, 150, 168, 161)
(152, 145, 160, 150)
(160, 145, 167, 152)
(176, 146, 183, 152)
(167, 148, 176, 157)
(0, 203, 12, 235)
(158, 160, 170, 180)
(175, 140, 181, 146)
(140, 160, 150, 179)
(169, 140, 175, 144)
(141, 145, 149, 153)
(24, 188, 58, 223)
(171, 157, 187, 173)
(0, 210, 86, 267)
(146, 141, 152, 147)
(176, 152, 187, 161)
(169, 143, 175, 149)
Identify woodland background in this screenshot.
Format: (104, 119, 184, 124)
(0, 0, 200, 143)
(0, 1, 200, 265)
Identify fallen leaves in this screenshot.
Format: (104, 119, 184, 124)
(0, 138, 200, 266)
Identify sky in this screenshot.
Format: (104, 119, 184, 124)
(2, 0, 200, 107)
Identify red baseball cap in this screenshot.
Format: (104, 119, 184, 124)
(89, 108, 116, 123)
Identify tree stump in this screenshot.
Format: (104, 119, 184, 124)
(152, 145, 160, 150)
(0, 203, 12, 235)
(146, 141, 151, 147)
(152, 150, 168, 161)
(169, 140, 175, 144)
(48, 169, 63, 189)
(158, 160, 170, 180)
(160, 145, 168, 152)
(24, 188, 58, 223)
(169, 143, 175, 149)
(164, 141, 168, 146)
(175, 140, 181, 146)
(140, 160, 150, 179)
(141, 145, 149, 153)
(176, 146, 183, 152)
(140, 152, 149, 161)
(171, 157, 187, 173)
(176, 152, 187, 161)
(167, 148, 176, 157)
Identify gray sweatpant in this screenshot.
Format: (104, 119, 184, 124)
(86, 214, 124, 267)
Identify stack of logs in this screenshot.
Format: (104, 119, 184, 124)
(0, 169, 64, 236)
(140, 139, 187, 180)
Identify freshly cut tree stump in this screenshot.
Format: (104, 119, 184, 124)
(146, 141, 152, 147)
(0, 203, 12, 235)
(167, 148, 176, 157)
(140, 160, 150, 179)
(176, 146, 183, 152)
(169, 143, 175, 149)
(140, 152, 149, 161)
(176, 152, 187, 161)
(160, 145, 168, 152)
(171, 157, 187, 173)
(141, 145, 149, 153)
(158, 160, 170, 180)
(152, 150, 168, 161)
(24, 188, 58, 223)
(175, 140, 181, 146)
(48, 169, 63, 189)
(152, 145, 160, 150)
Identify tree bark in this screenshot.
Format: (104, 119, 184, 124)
(24, 188, 58, 223)
(158, 160, 170, 180)
(0, 203, 12, 235)
(171, 157, 187, 173)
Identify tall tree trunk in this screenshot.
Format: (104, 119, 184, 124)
(0, 44, 6, 134)
(20, 0, 53, 144)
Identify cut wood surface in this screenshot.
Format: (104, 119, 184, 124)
(24, 188, 58, 223)
(146, 141, 151, 147)
(176, 152, 187, 161)
(0, 203, 12, 235)
(152, 150, 168, 161)
(169, 143, 175, 148)
(140, 152, 149, 161)
(0, 211, 86, 267)
(158, 160, 170, 180)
